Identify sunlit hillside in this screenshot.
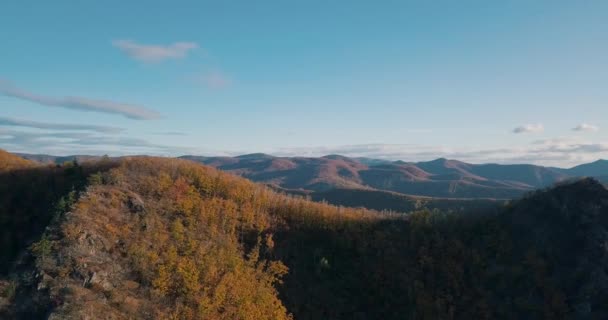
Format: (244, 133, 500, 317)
(1, 150, 607, 319)
(0, 149, 37, 172)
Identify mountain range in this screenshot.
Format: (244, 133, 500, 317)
(181, 154, 608, 199)
(17, 152, 608, 201)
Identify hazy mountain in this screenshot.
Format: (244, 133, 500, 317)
(181, 153, 368, 191)
(181, 154, 577, 199)
(17, 152, 605, 200)
(564, 159, 608, 177)
(15, 153, 105, 164)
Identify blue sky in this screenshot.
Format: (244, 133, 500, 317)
(1, 0, 607, 167)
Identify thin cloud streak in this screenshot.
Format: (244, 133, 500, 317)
(153, 131, 188, 136)
(0, 116, 124, 133)
(513, 123, 544, 134)
(572, 123, 599, 132)
(0, 129, 199, 156)
(0, 81, 161, 120)
(112, 40, 198, 63)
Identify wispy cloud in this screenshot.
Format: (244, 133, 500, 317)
(153, 131, 187, 136)
(513, 123, 544, 134)
(0, 129, 196, 156)
(0, 81, 161, 120)
(112, 40, 198, 63)
(0, 116, 124, 133)
(572, 123, 599, 132)
(200, 71, 232, 89)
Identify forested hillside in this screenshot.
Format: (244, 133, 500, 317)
(1, 150, 607, 319)
(274, 178, 608, 319)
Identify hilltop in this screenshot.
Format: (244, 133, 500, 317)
(1, 149, 608, 319)
(0, 152, 377, 319)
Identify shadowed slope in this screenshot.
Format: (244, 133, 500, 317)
(273, 178, 608, 319)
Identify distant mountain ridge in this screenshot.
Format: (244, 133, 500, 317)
(14, 153, 107, 165)
(565, 159, 608, 177)
(16, 152, 607, 199)
(181, 153, 607, 199)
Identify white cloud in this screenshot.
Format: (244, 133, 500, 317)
(0, 117, 124, 133)
(513, 123, 544, 134)
(0, 81, 161, 120)
(572, 123, 599, 132)
(112, 40, 198, 63)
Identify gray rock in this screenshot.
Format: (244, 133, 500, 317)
(85, 271, 113, 291)
(127, 193, 145, 213)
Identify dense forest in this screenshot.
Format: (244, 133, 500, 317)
(1, 150, 607, 319)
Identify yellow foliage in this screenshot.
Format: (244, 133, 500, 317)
(28, 156, 379, 319)
(0, 149, 38, 171)
(152, 265, 172, 296)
